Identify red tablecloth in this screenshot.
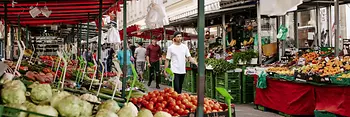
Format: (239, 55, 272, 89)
(315, 86, 350, 117)
(255, 78, 316, 115)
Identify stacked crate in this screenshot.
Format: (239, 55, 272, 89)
(215, 70, 242, 104)
(242, 74, 255, 104)
(205, 70, 215, 98)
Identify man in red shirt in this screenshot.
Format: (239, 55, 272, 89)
(146, 38, 162, 89)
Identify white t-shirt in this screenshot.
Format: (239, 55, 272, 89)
(166, 43, 191, 74)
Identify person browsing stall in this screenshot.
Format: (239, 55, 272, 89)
(146, 38, 162, 89)
(164, 32, 197, 94)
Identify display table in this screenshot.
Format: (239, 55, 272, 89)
(254, 78, 316, 115)
(255, 77, 350, 116)
(315, 86, 350, 117)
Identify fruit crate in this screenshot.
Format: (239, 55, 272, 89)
(242, 74, 255, 104)
(205, 70, 215, 98)
(215, 70, 242, 104)
(0, 105, 53, 117)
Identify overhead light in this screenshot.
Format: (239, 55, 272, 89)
(41, 6, 52, 18)
(29, 6, 41, 18)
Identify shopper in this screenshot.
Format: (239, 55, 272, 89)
(164, 32, 197, 94)
(117, 44, 132, 76)
(107, 48, 115, 72)
(134, 42, 147, 82)
(146, 38, 162, 89)
(92, 50, 97, 60)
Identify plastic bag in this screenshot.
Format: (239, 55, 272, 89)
(277, 25, 288, 40)
(145, 2, 169, 29)
(256, 71, 267, 89)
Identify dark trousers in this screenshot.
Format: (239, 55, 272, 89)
(174, 73, 186, 94)
(149, 61, 160, 86)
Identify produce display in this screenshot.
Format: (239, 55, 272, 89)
(130, 88, 232, 116)
(264, 51, 350, 85)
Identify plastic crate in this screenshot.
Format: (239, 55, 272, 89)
(215, 71, 242, 104)
(242, 74, 255, 104)
(205, 70, 215, 98)
(0, 105, 53, 117)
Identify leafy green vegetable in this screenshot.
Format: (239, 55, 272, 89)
(30, 84, 52, 104)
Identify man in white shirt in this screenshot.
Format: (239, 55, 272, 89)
(164, 32, 197, 94)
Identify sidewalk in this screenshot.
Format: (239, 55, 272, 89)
(145, 82, 282, 117)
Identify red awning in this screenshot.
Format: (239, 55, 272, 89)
(130, 28, 197, 40)
(0, 0, 118, 26)
(119, 25, 140, 40)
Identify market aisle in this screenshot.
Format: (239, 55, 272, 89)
(145, 83, 282, 117)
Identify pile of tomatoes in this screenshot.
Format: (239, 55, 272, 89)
(130, 88, 226, 116)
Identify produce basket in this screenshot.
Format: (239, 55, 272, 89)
(0, 105, 54, 117)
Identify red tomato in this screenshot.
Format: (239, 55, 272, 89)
(177, 95, 184, 100)
(183, 110, 190, 115)
(174, 105, 180, 112)
(169, 101, 176, 107)
(162, 101, 167, 105)
(179, 104, 186, 109)
(176, 100, 182, 105)
(158, 96, 164, 102)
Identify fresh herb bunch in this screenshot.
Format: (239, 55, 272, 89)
(232, 50, 257, 64)
(205, 58, 237, 74)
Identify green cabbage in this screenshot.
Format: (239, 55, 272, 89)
(80, 100, 93, 117)
(137, 109, 153, 117)
(28, 105, 58, 117)
(3, 80, 26, 92)
(98, 100, 121, 113)
(50, 91, 71, 108)
(23, 101, 36, 111)
(1, 86, 26, 104)
(56, 95, 82, 117)
(6, 104, 28, 117)
(117, 102, 138, 117)
(30, 84, 52, 104)
(56, 95, 93, 117)
(154, 111, 172, 117)
(96, 109, 119, 117)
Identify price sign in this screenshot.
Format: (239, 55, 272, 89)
(325, 57, 330, 62)
(298, 58, 306, 65)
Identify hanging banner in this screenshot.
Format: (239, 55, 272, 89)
(260, 0, 303, 16)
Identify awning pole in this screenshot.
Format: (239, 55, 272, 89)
(122, 0, 128, 98)
(334, 0, 339, 56)
(294, 12, 298, 48)
(327, 6, 331, 47)
(10, 25, 14, 60)
(87, 13, 90, 52)
(26, 25, 29, 48)
(316, 4, 321, 47)
(196, 0, 205, 116)
(282, 16, 286, 57)
(18, 15, 21, 57)
(78, 22, 82, 57)
(97, 0, 102, 83)
(4, 3, 7, 59)
(257, 2, 262, 64)
(222, 15, 226, 53)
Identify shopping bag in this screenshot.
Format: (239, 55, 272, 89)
(277, 24, 288, 40)
(257, 71, 267, 89)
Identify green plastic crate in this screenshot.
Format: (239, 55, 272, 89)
(215, 71, 242, 104)
(314, 110, 338, 117)
(242, 74, 255, 104)
(205, 70, 215, 98)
